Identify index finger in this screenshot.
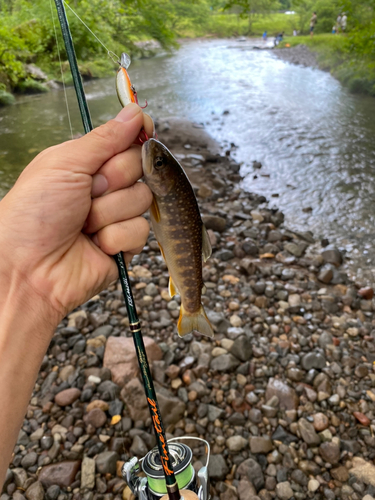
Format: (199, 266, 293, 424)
(56, 104, 144, 176)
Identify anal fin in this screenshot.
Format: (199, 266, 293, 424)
(169, 276, 179, 298)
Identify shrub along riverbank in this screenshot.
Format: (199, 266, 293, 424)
(278, 34, 375, 97)
(0, 0, 297, 106)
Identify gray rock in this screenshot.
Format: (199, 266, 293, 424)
(276, 481, 294, 500)
(202, 215, 226, 233)
(226, 436, 248, 452)
(81, 457, 95, 490)
(12, 468, 28, 489)
(249, 436, 273, 454)
(291, 469, 308, 486)
(298, 418, 320, 446)
(321, 246, 343, 266)
(92, 325, 113, 338)
(156, 390, 186, 426)
(207, 404, 225, 422)
(46, 486, 60, 500)
(301, 352, 326, 370)
(130, 435, 148, 457)
(265, 378, 299, 410)
(95, 451, 119, 475)
(210, 354, 240, 372)
(216, 249, 234, 261)
(272, 425, 298, 444)
(319, 442, 340, 464)
(319, 331, 333, 348)
(21, 452, 38, 469)
(237, 458, 264, 491)
(318, 265, 333, 284)
(230, 335, 252, 362)
(25, 482, 44, 500)
(208, 454, 229, 480)
(281, 268, 295, 280)
(17, 429, 29, 446)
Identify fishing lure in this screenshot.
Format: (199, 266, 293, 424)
(116, 52, 147, 108)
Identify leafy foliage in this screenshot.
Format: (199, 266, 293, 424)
(224, 0, 281, 33)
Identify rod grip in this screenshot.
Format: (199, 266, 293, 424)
(160, 491, 200, 500)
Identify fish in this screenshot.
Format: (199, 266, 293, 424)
(142, 138, 214, 338)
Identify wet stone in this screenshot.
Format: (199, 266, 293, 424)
(95, 451, 119, 475)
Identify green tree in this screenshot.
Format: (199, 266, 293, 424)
(224, 0, 280, 33)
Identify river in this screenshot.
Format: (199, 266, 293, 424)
(1, 38, 375, 282)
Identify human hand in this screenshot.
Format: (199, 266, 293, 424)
(0, 103, 153, 330)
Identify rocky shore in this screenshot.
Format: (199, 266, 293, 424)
(272, 44, 319, 70)
(3, 118, 375, 500)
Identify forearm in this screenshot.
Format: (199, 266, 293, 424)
(0, 272, 59, 486)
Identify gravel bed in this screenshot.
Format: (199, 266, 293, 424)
(3, 118, 375, 500)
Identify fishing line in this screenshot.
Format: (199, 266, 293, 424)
(49, 0, 74, 140)
(63, 0, 120, 64)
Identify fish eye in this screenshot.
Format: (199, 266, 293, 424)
(154, 156, 164, 169)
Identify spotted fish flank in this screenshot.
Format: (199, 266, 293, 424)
(142, 138, 214, 338)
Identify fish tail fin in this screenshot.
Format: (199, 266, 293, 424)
(177, 304, 214, 338)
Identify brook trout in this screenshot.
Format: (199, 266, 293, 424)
(142, 138, 214, 338)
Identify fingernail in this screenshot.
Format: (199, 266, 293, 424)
(91, 174, 108, 197)
(114, 103, 141, 123)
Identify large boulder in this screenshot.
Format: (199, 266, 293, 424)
(104, 336, 162, 387)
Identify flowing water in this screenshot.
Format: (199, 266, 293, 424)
(1, 38, 375, 281)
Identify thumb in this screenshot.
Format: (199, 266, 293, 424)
(58, 104, 143, 175)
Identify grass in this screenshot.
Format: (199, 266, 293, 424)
(278, 34, 375, 96)
(180, 12, 298, 38)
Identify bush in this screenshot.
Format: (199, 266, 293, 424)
(0, 89, 15, 106)
(16, 78, 48, 94)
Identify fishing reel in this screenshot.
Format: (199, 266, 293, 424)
(122, 437, 211, 500)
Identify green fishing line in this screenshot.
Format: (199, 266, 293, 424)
(147, 465, 194, 494)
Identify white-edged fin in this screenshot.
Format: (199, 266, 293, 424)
(202, 224, 212, 262)
(169, 276, 178, 298)
(177, 304, 214, 338)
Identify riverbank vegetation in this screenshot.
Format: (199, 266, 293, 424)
(0, 0, 374, 104)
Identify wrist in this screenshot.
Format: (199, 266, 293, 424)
(0, 265, 58, 482)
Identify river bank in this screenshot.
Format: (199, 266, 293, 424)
(274, 35, 375, 97)
(5, 118, 375, 500)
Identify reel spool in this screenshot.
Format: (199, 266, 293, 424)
(122, 438, 210, 500)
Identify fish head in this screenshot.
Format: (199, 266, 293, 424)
(142, 139, 178, 196)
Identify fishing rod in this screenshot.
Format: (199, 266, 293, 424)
(52, 2, 210, 499)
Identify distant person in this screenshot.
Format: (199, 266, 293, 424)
(336, 13, 342, 33)
(274, 32, 284, 46)
(293, 29, 298, 36)
(332, 25, 336, 34)
(341, 12, 347, 32)
(310, 12, 317, 37)
(263, 31, 267, 42)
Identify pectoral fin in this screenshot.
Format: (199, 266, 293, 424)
(202, 224, 212, 262)
(177, 304, 214, 338)
(150, 197, 160, 223)
(169, 276, 179, 297)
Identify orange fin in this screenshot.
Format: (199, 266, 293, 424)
(177, 304, 214, 338)
(169, 276, 178, 297)
(150, 197, 160, 223)
(158, 243, 166, 262)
